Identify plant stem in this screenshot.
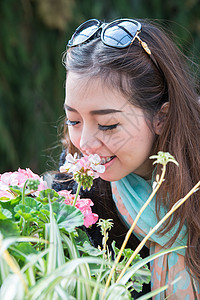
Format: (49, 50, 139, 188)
(19, 217, 23, 232)
(20, 179, 29, 235)
(116, 180, 200, 283)
(73, 181, 82, 206)
(101, 165, 166, 300)
(22, 179, 29, 206)
(91, 263, 104, 300)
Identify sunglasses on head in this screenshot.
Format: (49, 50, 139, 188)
(67, 18, 152, 56)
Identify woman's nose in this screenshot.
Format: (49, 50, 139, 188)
(79, 129, 102, 155)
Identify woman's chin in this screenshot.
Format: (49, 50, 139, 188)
(98, 172, 122, 182)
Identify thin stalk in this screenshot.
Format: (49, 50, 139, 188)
(20, 179, 29, 234)
(116, 180, 200, 282)
(91, 263, 104, 300)
(22, 220, 29, 236)
(1, 245, 28, 293)
(73, 182, 82, 206)
(101, 165, 166, 299)
(25, 266, 36, 286)
(22, 179, 29, 205)
(19, 217, 24, 232)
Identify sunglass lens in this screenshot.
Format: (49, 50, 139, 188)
(102, 20, 139, 48)
(68, 19, 100, 46)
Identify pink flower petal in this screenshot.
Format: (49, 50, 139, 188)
(0, 190, 15, 199)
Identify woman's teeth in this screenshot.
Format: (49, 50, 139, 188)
(100, 156, 115, 165)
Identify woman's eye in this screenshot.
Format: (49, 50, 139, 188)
(98, 123, 119, 131)
(66, 120, 80, 126)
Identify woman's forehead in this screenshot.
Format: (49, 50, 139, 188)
(65, 72, 130, 109)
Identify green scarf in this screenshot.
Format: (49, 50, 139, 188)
(111, 172, 187, 255)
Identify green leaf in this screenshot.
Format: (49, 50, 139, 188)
(119, 246, 186, 285)
(14, 204, 33, 219)
(112, 241, 146, 266)
(44, 202, 84, 233)
(132, 268, 151, 285)
(10, 196, 21, 205)
(9, 185, 23, 195)
(131, 281, 143, 293)
(39, 208, 50, 219)
(27, 257, 107, 299)
(0, 274, 25, 300)
(46, 202, 65, 274)
(0, 236, 48, 256)
(0, 205, 12, 220)
(37, 189, 65, 203)
(56, 203, 84, 233)
(111, 241, 151, 288)
(14, 197, 43, 221)
(0, 255, 10, 283)
(105, 283, 131, 300)
(23, 197, 43, 210)
(13, 199, 49, 235)
(0, 196, 13, 202)
(0, 219, 20, 237)
(0, 197, 21, 221)
(78, 241, 103, 257)
(10, 242, 38, 262)
(74, 228, 90, 246)
(14, 205, 41, 234)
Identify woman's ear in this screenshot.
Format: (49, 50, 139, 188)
(153, 102, 169, 135)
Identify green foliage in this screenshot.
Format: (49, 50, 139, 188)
(37, 188, 65, 203)
(0, 155, 189, 299)
(112, 241, 150, 293)
(0, 185, 153, 299)
(0, 0, 199, 174)
(0, 219, 20, 237)
(0, 188, 84, 243)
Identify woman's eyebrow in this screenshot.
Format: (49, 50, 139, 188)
(90, 109, 122, 115)
(64, 104, 76, 112)
(64, 104, 122, 115)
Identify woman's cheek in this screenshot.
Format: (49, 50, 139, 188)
(68, 128, 81, 150)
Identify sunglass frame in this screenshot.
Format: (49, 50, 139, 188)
(67, 18, 142, 49)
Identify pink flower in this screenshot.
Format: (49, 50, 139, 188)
(60, 153, 105, 177)
(0, 168, 48, 198)
(16, 168, 48, 191)
(58, 190, 99, 228)
(0, 172, 19, 189)
(58, 190, 75, 205)
(60, 153, 105, 190)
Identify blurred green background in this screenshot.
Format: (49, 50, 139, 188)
(0, 0, 200, 175)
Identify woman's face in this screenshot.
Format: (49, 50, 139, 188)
(64, 72, 156, 181)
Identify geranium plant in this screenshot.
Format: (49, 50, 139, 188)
(0, 152, 198, 299)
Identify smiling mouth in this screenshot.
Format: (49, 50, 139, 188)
(100, 156, 116, 165)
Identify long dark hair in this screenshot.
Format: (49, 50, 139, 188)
(62, 19, 200, 282)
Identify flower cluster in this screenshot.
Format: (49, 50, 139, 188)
(0, 168, 48, 199)
(58, 190, 98, 228)
(0, 155, 102, 229)
(150, 151, 179, 166)
(60, 153, 105, 190)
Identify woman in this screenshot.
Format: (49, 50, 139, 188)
(55, 18, 200, 299)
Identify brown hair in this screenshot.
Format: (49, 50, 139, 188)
(62, 19, 200, 282)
